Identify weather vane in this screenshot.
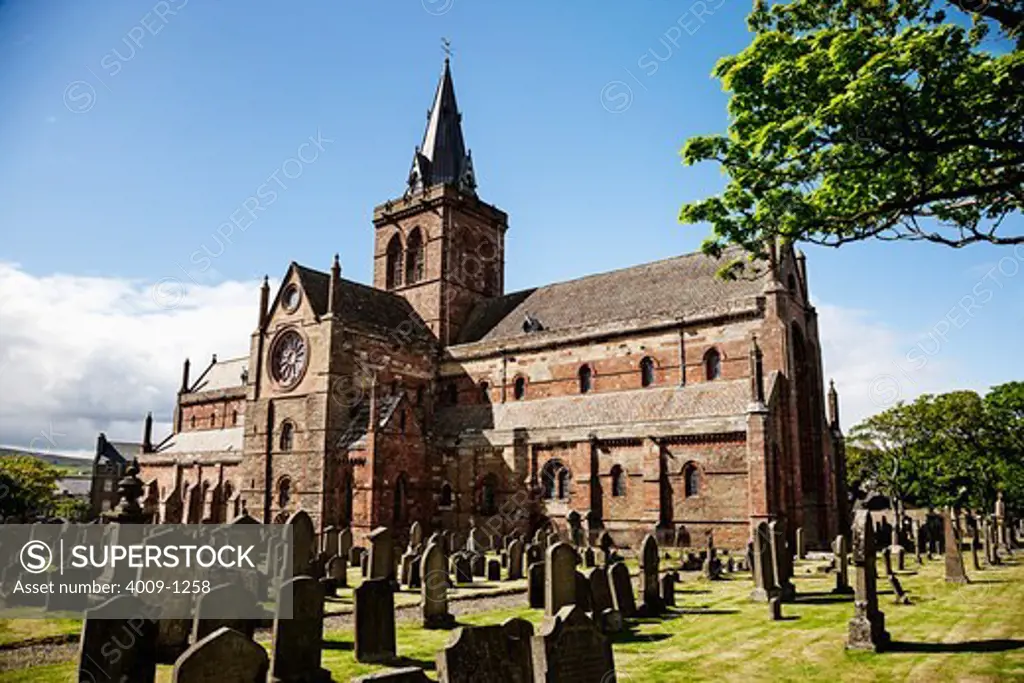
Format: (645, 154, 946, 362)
(441, 37, 453, 60)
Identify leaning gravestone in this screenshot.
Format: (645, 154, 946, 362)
(192, 582, 258, 643)
(944, 509, 969, 584)
(846, 510, 890, 652)
(78, 594, 158, 683)
(172, 626, 269, 683)
(355, 577, 397, 663)
(639, 534, 662, 614)
(421, 542, 455, 629)
(545, 542, 578, 616)
(769, 520, 796, 601)
(608, 561, 637, 618)
(436, 618, 535, 683)
(531, 605, 616, 683)
(750, 521, 777, 602)
(270, 575, 329, 682)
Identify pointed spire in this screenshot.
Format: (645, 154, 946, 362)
(828, 379, 840, 431)
(179, 358, 191, 393)
(748, 335, 765, 406)
(327, 254, 341, 317)
(407, 58, 476, 195)
(142, 412, 153, 453)
(258, 275, 270, 328)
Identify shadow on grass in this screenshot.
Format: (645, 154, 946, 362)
(611, 626, 673, 646)
(390, 655, 437, 671)
(795, 594, 854, 605)
(322, 640, 354, 651)
(888, 639, 1024, 654)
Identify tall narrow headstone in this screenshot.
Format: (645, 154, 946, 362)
(409, 521, 424, 550)
(508, 538, 524, 580)
(287, 510, 316, 578)
(639, 534, 662, 614)
(608, 561, 637, 617)
(355, 578, 397, 663)
(339, 527, 354, 559)
(545, 542, 578, 616)
(421, 542, 454, 629)
(531, 606, 616, 683)
(832, 535, 853, 594)
(769, 520, 796, 601)
(528, 561, 545, 609)
(944, 509, 969, 584)
(78, 595, 158, 683)
(322, 525, 339, 558)
(846, 511, 890, 652)
(795, 527, 806, 560)
(270, 576, 329, 682)
(750, 522, 777, 602)
(172, 627, 269, 683)
(369, 526, 395, 581)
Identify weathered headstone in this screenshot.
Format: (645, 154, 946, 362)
(545, 541, 578, 616)
(172, 626, 269, 683)
(192, 583, 258, 643)
(795, 527, 806, 560)
(322, 525, 339, 558)
(270, 575, 328, 682)
(769, 596, 782, 621)
(944, 509, 969, 584)
(369, 526, 395, 581)
(452, 553, 473, 584)
(832, 535, 853, 594)
(288, 510, 316, 578)
(487, 558, 502, 581)
(508, 539, 524, 580)
(355, 578, 397, 663)
(608, 561, 637, 618)
(846, 510, 890, 652)
(531, 605, 616, 683)
(639, 534, 662, 614)
(769, 520, 796, 601)
(327, 554, 348, 590)
(339, 528, 354, 559)
(471, 553, 486, 577)
(528, 561, 545, 609)
(436, 618, 534, 683)
(78, 595, 158, 683)
(660, 572, 676, 608)
(409, 521, 424, 550)
(421, 542, 455, 629)
(585, 566, 614, 616)
(750, 522, 778, 602)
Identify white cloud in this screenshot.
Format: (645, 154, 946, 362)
(0, 263, 257, 454)
(818, 303, 966, 431)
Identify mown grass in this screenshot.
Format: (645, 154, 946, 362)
(1, 555, 1022, 682)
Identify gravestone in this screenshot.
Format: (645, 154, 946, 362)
(471, 553, 486, 577)
(192, 583, 258, 643)
(361, 552, 370, 577)
(846, 510, 890, 652)
(78, 594, 158, 683)
(410, 521, 424, 550)
(574, 570, 593, 612)
(508, 539, 525, 580)
(327, 554, 348, 590)
(288, 510, 316, 578)
(349, 545, 365, 567)
(322, 525, 339, 558)
(944, 509, 969, 584)
(639, 534, 662, 614)
(769, 520, 796, 601)
(172, 626, 269, 683)
(528, 561, 545, 609)
(436, 618, 534, 683)
(795, 527, 806, 560)
(421, 542, 454, 629)
(527, 543, 543, 565)
(453, 554, 473, 584)
(487, 558, 502, 581)
(583, 547, 596, 568)
(567, 510, 585, 547)
(750, 522, 778, 602)
(889, 574, 911, 605)
(597, 531, 613, 565)
(369, 526, 395, 581)
(355, 578, 397, 663)
(270, 576, 329, 682)
(769, 597, 782, 621)
(585, 567, 614, 615)
(832, 535, 853, 594)
(339, 528, 354, 559)
(701, 532, 722, 581)
(608, 561, 637, 617)
(545, 542, 578, 616)
(531, 605, 616, 683)
(660, 572, 676, 608)
(400, 549, 420, 587)
(912, 520, 923, 564)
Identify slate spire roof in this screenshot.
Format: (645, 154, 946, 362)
(407, 58, 476, 195)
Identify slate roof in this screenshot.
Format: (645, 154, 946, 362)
(407, 58, 476, 195)
(336, 394, 403, 450)
(433, 379, 751, 436)
(189, 356, 248, 393)
(292, 264, 435, 345)
(456, 247, 765, 345)
(157, 428, 244, 454)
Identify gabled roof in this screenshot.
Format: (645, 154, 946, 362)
(290, 264, 435, 345)
(157, 427, 244, 454)
(189, 356, 248, 393)
(456, 247, 766, 345)
(336, 394, 404, 450)
(407, 59, 476, 195)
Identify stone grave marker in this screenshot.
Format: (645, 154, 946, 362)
(832, 535, 853, 594)
(78, 594, 158, 683)
(172, 626, 269, 683)
(355, 578, 397, 663)
(585, 567, 614, 616)
(660, 572, 676, 608)
(339, 528, 354, 559)
(322, 525, 339, 558)
(769, 596, 782, 621)
(944, 509, 969, 584)
(769, 520, 796, 601)
(531, 605, 616, 683)
(608, 561, 637, 618)
(288, 510, 316, 578)
(436, 618, 534, 683)
(471, 552, 486, 577)
(327, 554, 348, 590)
(545, 541, 578, 616)
(528, 561, 545, 609)
(846, 510, 891, 652)
(421, 542, 455, 629)
(639, 534, 662, 614)
(487, 558, 502, 581)
(453, 553, 473, 584)
(508, 539, 524, 580)
(369, 526, 395, 581)
(409, 521, 424, 550)
(270, 575, 329, 681)
(750, 522, 777, 602)
(192, 583, 258, 643)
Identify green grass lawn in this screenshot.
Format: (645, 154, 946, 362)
(1, 555, 1022, 682)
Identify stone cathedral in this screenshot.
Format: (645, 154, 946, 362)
(127, 59, 848, 550)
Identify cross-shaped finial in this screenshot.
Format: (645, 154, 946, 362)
(441, 37, 453, 60)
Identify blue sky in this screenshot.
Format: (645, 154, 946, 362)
(0, 0, 1021, 453)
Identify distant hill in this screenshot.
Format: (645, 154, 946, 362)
(0, 447, 92, 475)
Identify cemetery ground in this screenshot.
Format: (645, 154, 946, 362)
(0, 553, 1021, 682)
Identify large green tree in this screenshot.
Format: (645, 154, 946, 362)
(680, 0, 1023, 269)
(0, 455, 63, 520)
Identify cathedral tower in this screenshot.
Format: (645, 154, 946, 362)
(372, 58, 508, 345)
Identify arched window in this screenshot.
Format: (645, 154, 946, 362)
(209, 414, 216, 428)
(684, 464, 700, 498)
(405, 228, 425, 284)
(279, 421, 294, 451)
(190, 415, 196, 429)
(394, 474, 409, 525)
(611, 465, 627, 497)
(278, 477, 291, 508)
(444, 381, 458, 406)
(439, 482, 453, 508)
(640, 357, 655, 388)
(231, 410, 238, 426)
(479, 473, 498, 515)
(704, 348, 722, 381)
(385, 234, 403, 290)
(578, 365, 593, 394)
(479, 381, 490, 403)
(513, 376, 526, 400)
(541, 460, 571, 500)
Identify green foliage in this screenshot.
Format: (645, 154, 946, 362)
(847, 382, 1024, 514)
(51, 497, 91, 522)
(680, 0, 1024, 271)
(0, 456, 62, 520)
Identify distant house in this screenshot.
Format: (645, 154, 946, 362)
(91, 434, 140, 517)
